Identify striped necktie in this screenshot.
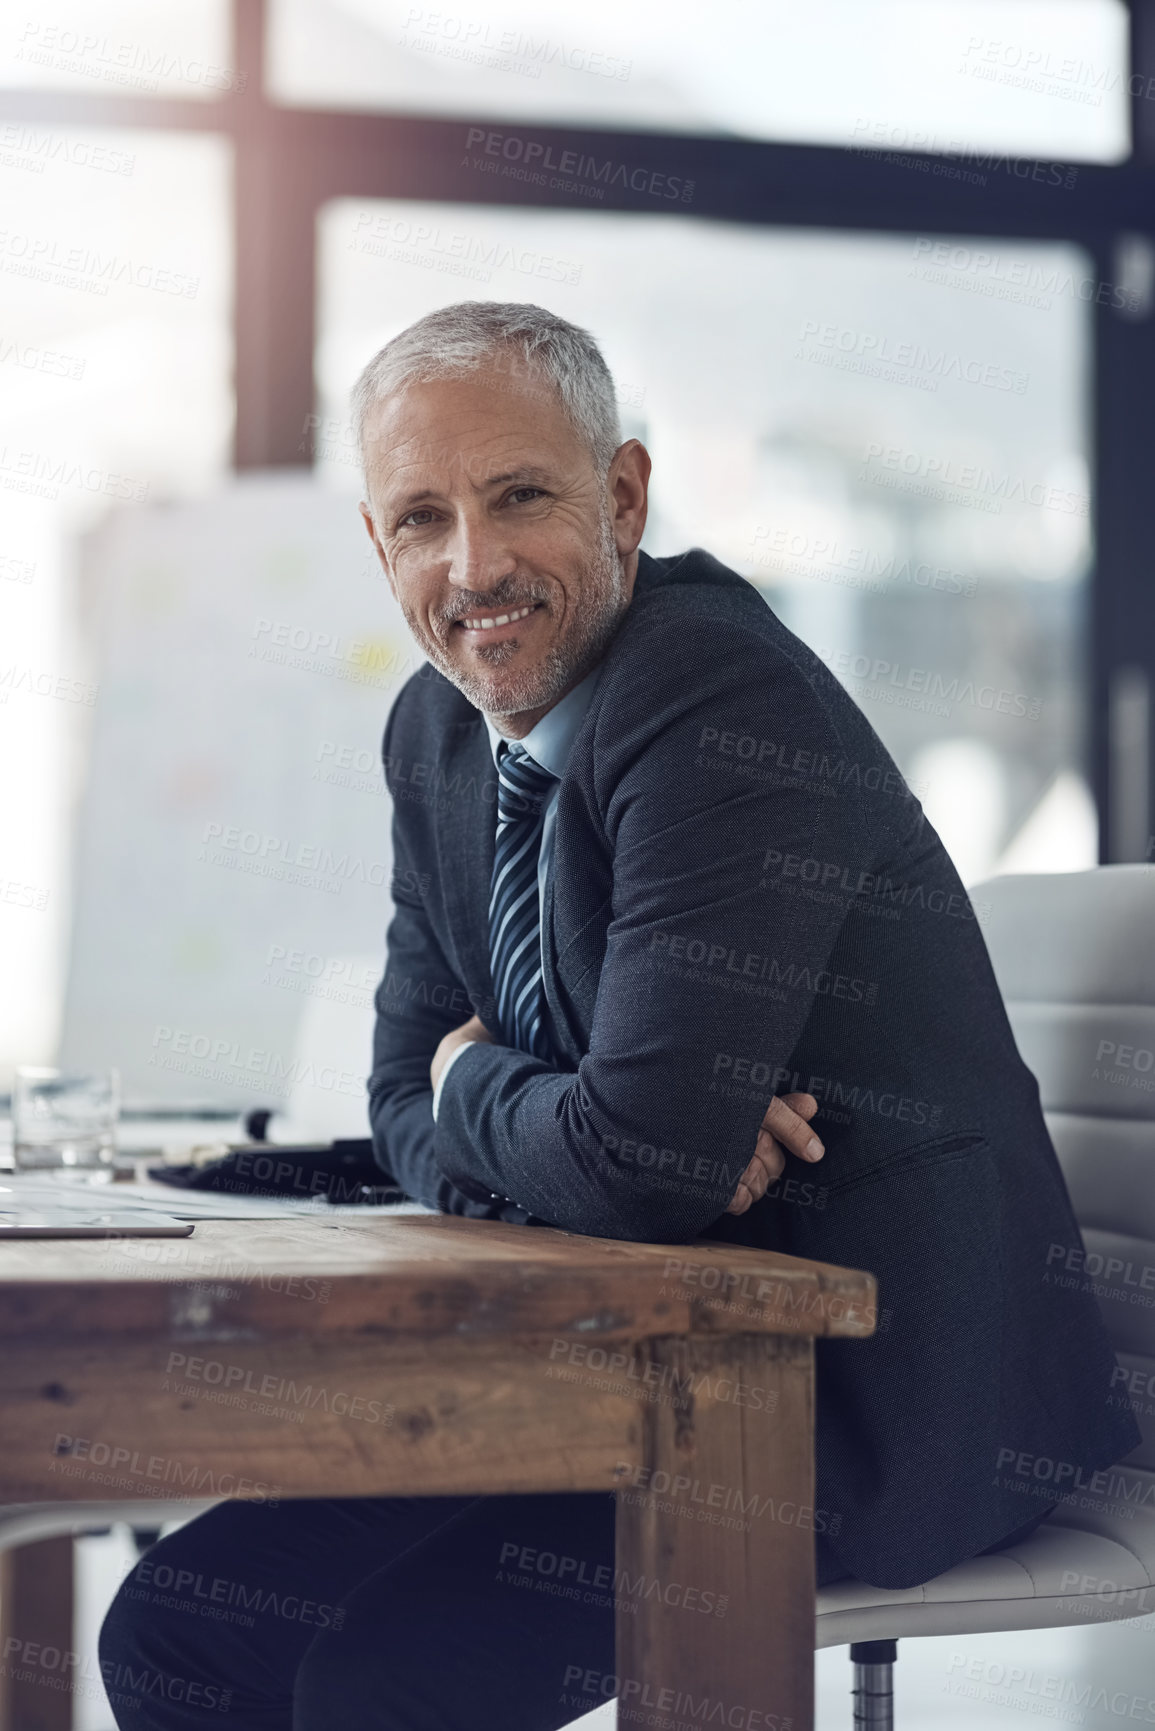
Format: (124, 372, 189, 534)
(489, 740, 556, 1059)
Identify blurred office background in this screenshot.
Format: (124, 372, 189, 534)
(4, 2, 1155, 1727)
(5, 0, 1155, 1114)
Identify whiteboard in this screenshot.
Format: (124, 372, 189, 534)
(61, 474, 420, 1115)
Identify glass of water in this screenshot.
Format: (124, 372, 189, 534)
(12, 1068, 120, 1173)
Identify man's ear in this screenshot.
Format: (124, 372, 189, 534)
(360, 501, 398, 601)
(608, 439, 651, 558)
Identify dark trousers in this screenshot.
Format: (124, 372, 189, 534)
(99, 1492, 1054, 1728)
(99, 1490, 851, 1729)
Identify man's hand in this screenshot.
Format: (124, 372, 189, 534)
(430, 1014, 494, 1094)
(725, 1092, 824, 1216)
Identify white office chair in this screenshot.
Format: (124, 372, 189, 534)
(816, 865, 1155, 1724)
(268, 953, 380, 1143)
(0, 1502, 217, 1555)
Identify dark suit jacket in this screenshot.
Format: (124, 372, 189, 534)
(369, 546, 1139, 1588)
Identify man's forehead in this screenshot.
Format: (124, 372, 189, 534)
(370, 367, 575, 452)
(373, 439, 561, 504)
(375, 367, 561, 433)
(368, 396, 588, 509)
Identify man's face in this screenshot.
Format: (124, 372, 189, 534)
(360, 363, 646, 728)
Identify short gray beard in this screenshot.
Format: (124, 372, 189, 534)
(415, 503, 627, 720)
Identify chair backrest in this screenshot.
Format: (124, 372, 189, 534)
(975, 865, 1155, 1474)
(279, 954, 381, 1141)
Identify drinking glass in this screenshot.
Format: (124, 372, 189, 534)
(12, 1067, 120, 1172)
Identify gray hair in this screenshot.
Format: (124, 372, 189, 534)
(352, 301, 623, 484)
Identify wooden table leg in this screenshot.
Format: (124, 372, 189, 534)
(615, 1334, 815, 1731)
(0, 1536, 74, 1731)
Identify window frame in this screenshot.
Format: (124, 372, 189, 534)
(2, 0, 1151, 861)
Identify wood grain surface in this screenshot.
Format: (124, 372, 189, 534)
(0, 1214, 877, 1344)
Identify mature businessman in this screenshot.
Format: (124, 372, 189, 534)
(101, 302, 1138, 1728)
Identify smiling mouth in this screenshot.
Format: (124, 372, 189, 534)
(454, 602, 543, 633)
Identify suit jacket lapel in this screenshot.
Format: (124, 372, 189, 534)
(439, 715, 498, 1021)
(540, 850, 580, 1065)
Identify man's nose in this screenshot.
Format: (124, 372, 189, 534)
(445, 516, 518, 592)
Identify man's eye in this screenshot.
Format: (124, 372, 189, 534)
(398, 508, 435, 529)
(508, 487, 544, 504)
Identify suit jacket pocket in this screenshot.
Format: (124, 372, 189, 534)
(821, 1130, 989, 1199)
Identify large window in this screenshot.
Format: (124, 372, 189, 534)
(318, 199, 1095, 885)
(270, 0, 1130, 160)
(0, 127, 232, 1075)
(0, 0, 234, 98)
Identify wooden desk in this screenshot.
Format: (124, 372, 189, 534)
(0, 1214, 875, 1731)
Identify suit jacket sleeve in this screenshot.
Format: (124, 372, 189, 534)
(367, 696, 529, 1221)
(433, 612, 874, 1241)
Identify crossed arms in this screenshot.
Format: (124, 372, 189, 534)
(430, 1012, 824, 1218)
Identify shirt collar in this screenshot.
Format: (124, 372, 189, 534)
(482, 662, 602, 779)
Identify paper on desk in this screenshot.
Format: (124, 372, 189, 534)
(95, 1185, 340, 1219)
(122, 1189, 434, 1219)
(0, 1177, 433, 1221)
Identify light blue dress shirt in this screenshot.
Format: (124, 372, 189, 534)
(431, 663, 602, 1118)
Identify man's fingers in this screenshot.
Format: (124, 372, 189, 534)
(726, 1142, 781, 1215)
(726, 1148, 775, 1215)
(761, 1093, 824, 1161)
(752, 1130, 786, 1185)
(725, 1181, 754, 1216)
(728, 1097, 821, 1214)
